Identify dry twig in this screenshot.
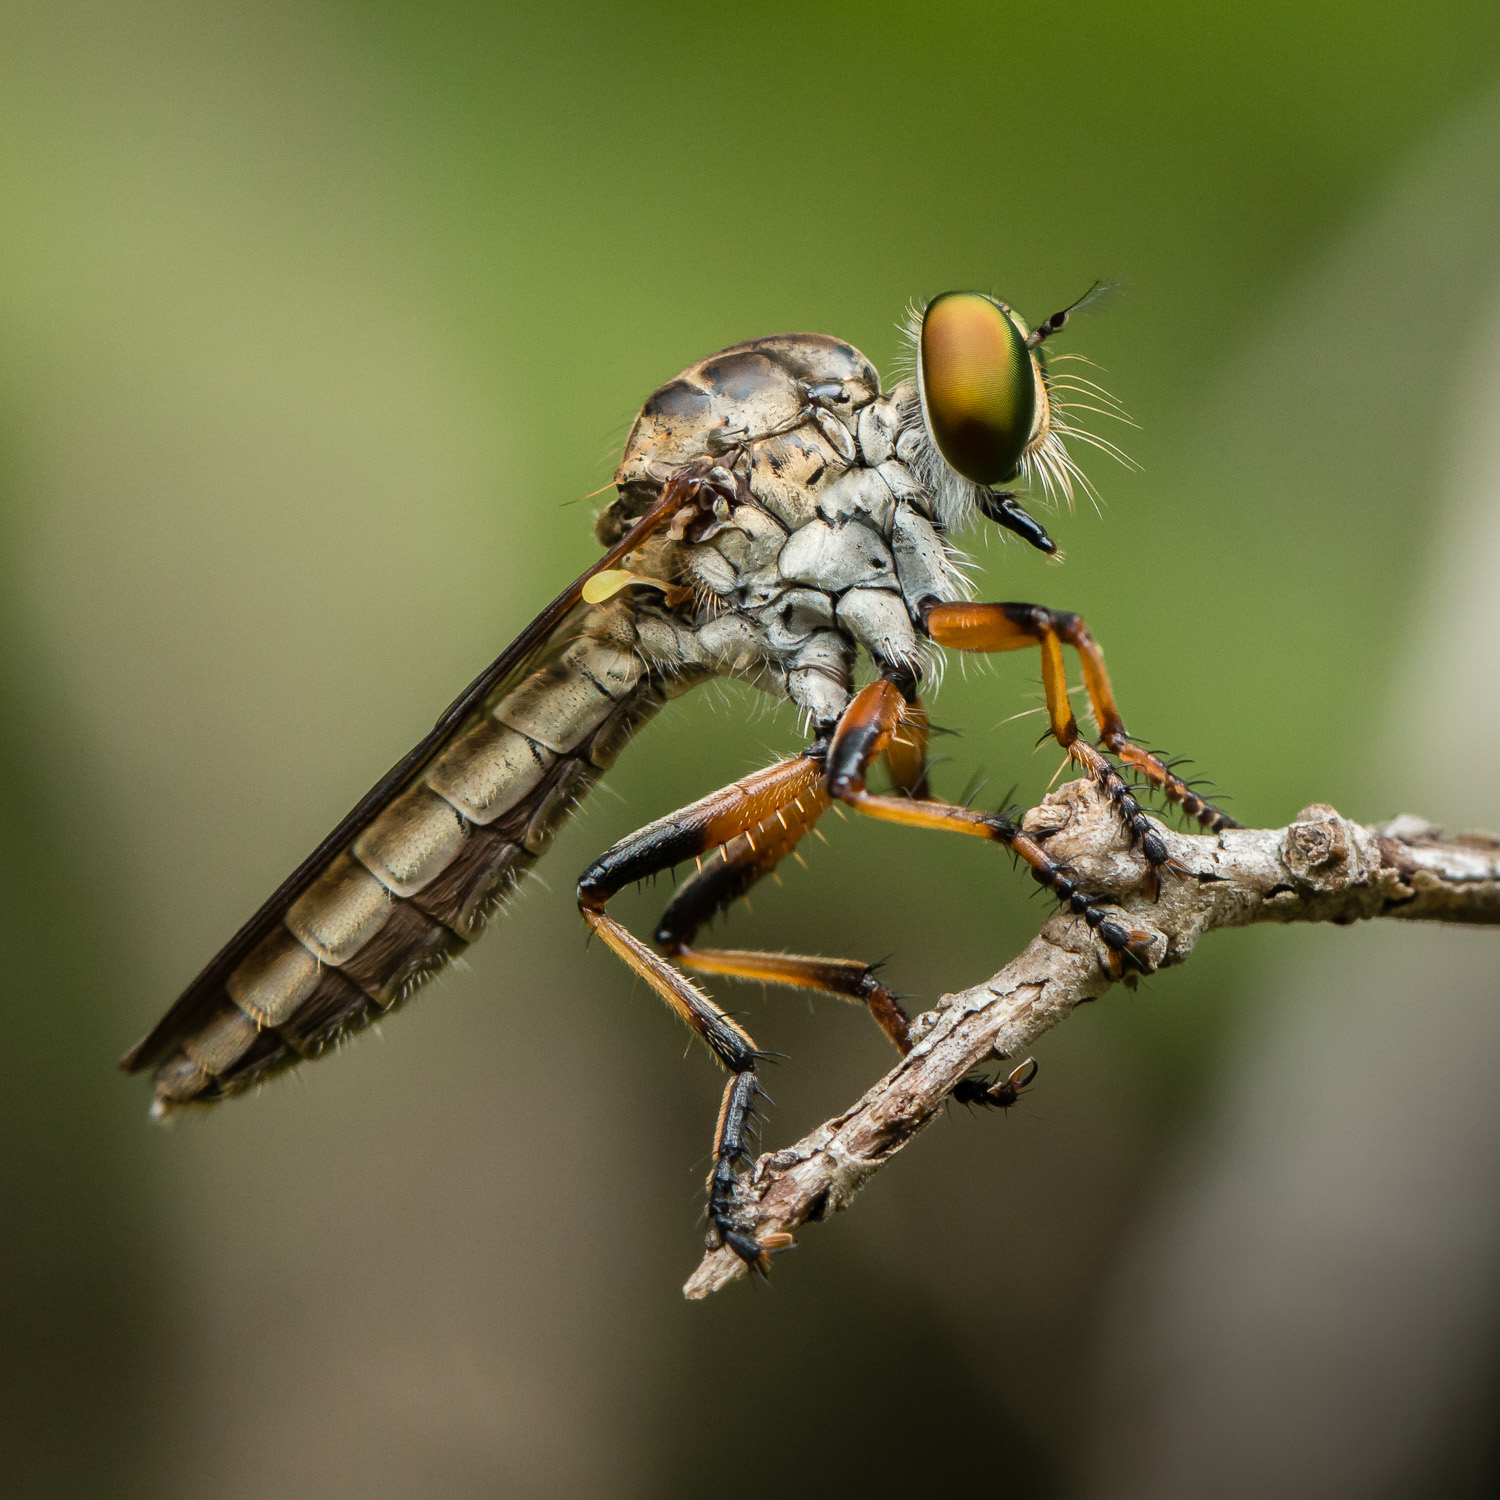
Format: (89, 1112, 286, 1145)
(684, 780, 1500, 1299)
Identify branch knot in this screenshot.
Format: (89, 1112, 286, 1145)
(1283, 803, 1379, 892)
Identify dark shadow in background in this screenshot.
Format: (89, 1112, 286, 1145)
(0, 416, 157, 1496)
(659, 1238, 1055, 1499)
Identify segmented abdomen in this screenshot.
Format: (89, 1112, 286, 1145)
(145, 631, 662, 1115)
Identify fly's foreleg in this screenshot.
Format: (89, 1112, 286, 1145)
(920, 601, 1237, 888)
(824, 680, 1156, 975)
(577, 753, 829, 1268)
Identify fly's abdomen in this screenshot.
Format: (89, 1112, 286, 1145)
(144, 633, 662, 1115)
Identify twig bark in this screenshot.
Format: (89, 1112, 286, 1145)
(684, 780, 1500, 1299)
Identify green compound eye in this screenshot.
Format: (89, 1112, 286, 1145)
(918, 291, 1037, 486)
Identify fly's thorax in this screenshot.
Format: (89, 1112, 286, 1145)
(613, 331, 879, 494)
(596, 333, 973, 726)
(648, 491, 964, 726)
(677, 502, 786, 603)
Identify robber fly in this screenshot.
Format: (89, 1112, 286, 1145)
(122, 291, 1234, 1271)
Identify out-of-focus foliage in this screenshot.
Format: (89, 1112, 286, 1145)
(3, 2, 1500, 1494)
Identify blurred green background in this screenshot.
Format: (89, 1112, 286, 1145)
(5, 2, 1500, 1495)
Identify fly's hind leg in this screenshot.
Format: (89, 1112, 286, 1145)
(578, 751, 842, 1269)
(576, 895, 776, 1266)
(652, 786, 912, 1054)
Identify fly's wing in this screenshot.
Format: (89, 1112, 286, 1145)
(120, 591, 592, 1077)
(122, 484, 690, 1090)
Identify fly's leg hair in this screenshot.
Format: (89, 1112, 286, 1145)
(707, 1072, 772, 1267)
(577, 749, 902, 1270)
(920, 600, 1238, 890)
(823, 680, 1156, 976)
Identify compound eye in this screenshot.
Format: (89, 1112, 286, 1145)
(919, 292, 1037, 486)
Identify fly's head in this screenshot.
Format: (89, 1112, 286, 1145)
(898, 287, 1131, 548)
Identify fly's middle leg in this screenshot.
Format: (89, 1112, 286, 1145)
(823, 679, 1157, 976)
